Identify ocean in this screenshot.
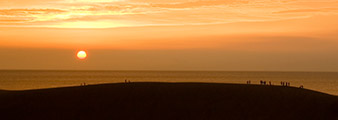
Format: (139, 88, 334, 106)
(0, 70, 337, 95)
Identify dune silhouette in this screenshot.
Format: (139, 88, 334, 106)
(0, 82, 337, 120)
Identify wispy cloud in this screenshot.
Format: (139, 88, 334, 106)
(275, 8, 338, 14)
(150, 0, 249, 8)
(0, 9, 67, 16)
(0, 0, 338, 28)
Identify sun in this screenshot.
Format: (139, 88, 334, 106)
(77, 50, 87, 60)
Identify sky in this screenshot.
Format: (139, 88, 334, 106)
(0, 0, 338, 71)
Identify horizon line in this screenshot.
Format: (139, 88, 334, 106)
(0, 69, 337, 73)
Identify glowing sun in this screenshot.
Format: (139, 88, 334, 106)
(77, 50, 87, 60)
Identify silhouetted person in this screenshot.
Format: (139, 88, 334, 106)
(263, 81, 266, 85)
(125, 79, 127, 83)
(269, 81, 271, 85)
(260, 80, 263, 85)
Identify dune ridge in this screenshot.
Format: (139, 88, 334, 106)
(0, 82, 337, 120)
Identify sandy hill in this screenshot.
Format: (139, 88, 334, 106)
(0, 82, 337, 120)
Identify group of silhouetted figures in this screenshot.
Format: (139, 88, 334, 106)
(281, 81, 290, 86)
(246, 80, 272, 85)
(259, 80, 273, 85)
(125, 79, 131, 83)
(246, 80, 303, 88)
(80, 82, 87, 86)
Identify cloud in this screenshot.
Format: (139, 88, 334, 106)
(150, 0, 249, 8)
(0, 0, 62, 7)
(0, 9, 67, 16)
(275, 8, 338, 14)
(0, 19, 31, 23)
(0, 0, 338, 28)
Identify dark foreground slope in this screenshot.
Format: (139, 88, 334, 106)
(0, 83, 337, 120)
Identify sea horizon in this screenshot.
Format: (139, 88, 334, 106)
(2, 69, 338, 73)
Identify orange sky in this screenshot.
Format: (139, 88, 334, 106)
(1, 0, 338, 28)
(0, 0, 338, 71)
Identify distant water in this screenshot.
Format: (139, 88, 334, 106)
(0, 70, 337, 95)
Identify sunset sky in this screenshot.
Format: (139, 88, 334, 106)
(0, 0, 338, 71)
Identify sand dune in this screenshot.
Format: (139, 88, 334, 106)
(0, 82, 337, 120)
